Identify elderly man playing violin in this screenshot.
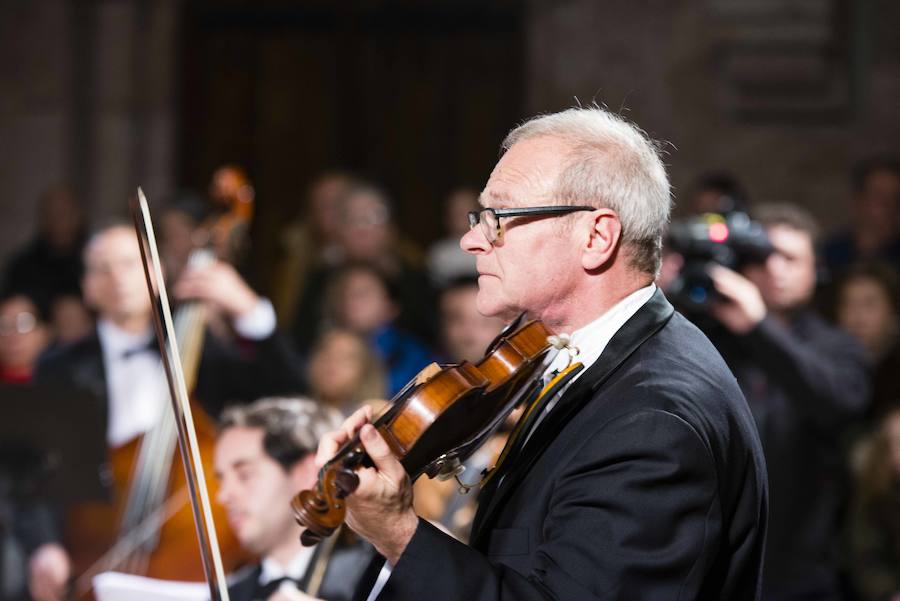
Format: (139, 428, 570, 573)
(315, 107, 769, 601)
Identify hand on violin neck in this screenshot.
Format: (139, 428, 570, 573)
(314, 407, 419, 565)
(173, 260, 260, 318)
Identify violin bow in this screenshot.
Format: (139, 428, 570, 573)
(132, 188, 231, 601)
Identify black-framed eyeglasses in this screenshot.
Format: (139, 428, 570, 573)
(467, 205, 595, 245)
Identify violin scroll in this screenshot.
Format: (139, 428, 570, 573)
(292, 445, 368, 545)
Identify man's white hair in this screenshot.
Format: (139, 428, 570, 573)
(502, 107, 672, 274)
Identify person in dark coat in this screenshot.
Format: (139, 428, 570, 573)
(705, 203, 871, 601)
(2, 185, 86, 313)
(312, 107, 769, 601)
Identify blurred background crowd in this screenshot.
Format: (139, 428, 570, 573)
(2, 1, 900, 601)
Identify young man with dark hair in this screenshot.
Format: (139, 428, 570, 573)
(215, 398, 373, 601)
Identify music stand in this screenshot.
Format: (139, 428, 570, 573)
(0, 383, 107, 505)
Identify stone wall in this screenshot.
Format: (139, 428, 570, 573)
(0, 0, 179, 266)
(523, 0, 900, 227)
(1, 0, 898, 267)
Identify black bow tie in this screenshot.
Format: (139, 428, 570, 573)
(120, 339, 156, 360)
(254, 576, 300, 600)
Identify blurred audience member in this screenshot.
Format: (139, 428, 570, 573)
(158, 192, 209, 285)
(0, 292, 50, 384)
(686, 170, 749, 215)
(324, 263, 435, 396)
(273, 172, 356, 326)
(306, 328, 386, 416)
(292, 182, 436, 354)
(412, 277, 508, 539)
(835, 263, 900, 419)
(438, 276, 506, 363)
(823, 157, 900, 276)
(48, 295, 92, 345)
(704, 202, 870, 601)
(426, 188, 479, 286)
(207, 164, 255, 269)
(2, 185, 86, 313)
(848, 405, 900, 601)
(216, 398, 373, 601)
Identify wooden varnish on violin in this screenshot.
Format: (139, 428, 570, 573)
(293, 318, 554, 545)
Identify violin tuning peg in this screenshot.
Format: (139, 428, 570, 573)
(333, 469, 360, 498)
(300, 530, 322, 547)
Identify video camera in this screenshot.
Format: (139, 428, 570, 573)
(666, 210, 773, 312)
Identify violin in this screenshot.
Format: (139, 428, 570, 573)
(292, 316, 554, 545)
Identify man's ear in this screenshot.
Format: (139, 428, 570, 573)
(581, 209, 622, 271)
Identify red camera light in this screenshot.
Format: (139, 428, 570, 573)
(709, 222, 729, 243)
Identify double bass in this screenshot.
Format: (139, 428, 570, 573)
(65, 179, 255, 598)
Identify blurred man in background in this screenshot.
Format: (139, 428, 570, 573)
(216, 398, 373, 601)
(29, 223, 304, 601)
(706, 202, 870, 601)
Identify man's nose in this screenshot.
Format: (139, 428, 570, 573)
(460, 225, 491, 255)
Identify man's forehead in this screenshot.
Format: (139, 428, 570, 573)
(478, 189, 514, 209)
(480, 139, 564, 208)
(216, 427, 266, 460)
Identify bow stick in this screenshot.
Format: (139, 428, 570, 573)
(132, 188, 231, 601)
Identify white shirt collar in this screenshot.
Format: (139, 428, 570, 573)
(96, 319, 154, 359)
(543, 283, 657, 381)
(258, 546, 316, 585)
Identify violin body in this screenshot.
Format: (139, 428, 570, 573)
(65, 402, 249, 597)
(293, 318, 554, 544)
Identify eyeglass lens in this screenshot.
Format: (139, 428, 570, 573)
(0, 312, 37, 336)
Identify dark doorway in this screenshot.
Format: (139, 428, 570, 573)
(179, 2, 524, 293)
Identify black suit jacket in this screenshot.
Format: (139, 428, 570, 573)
(369, 290, 768, 600)
(706, 311, 870, 597)
(34, 327, 305, 496)
(228, 538, 375, 601)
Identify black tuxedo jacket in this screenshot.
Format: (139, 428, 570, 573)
(34, 327, 305, 495)
(367, 290, 768, 600)
(228, 539, 375, 601)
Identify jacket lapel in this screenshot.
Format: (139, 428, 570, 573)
(470, 289, 675, 548)
(227, 564, 262, 601)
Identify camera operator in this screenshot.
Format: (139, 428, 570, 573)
(700, 203, 870, 601)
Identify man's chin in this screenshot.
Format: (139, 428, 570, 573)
(475, 297, 518, 323)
